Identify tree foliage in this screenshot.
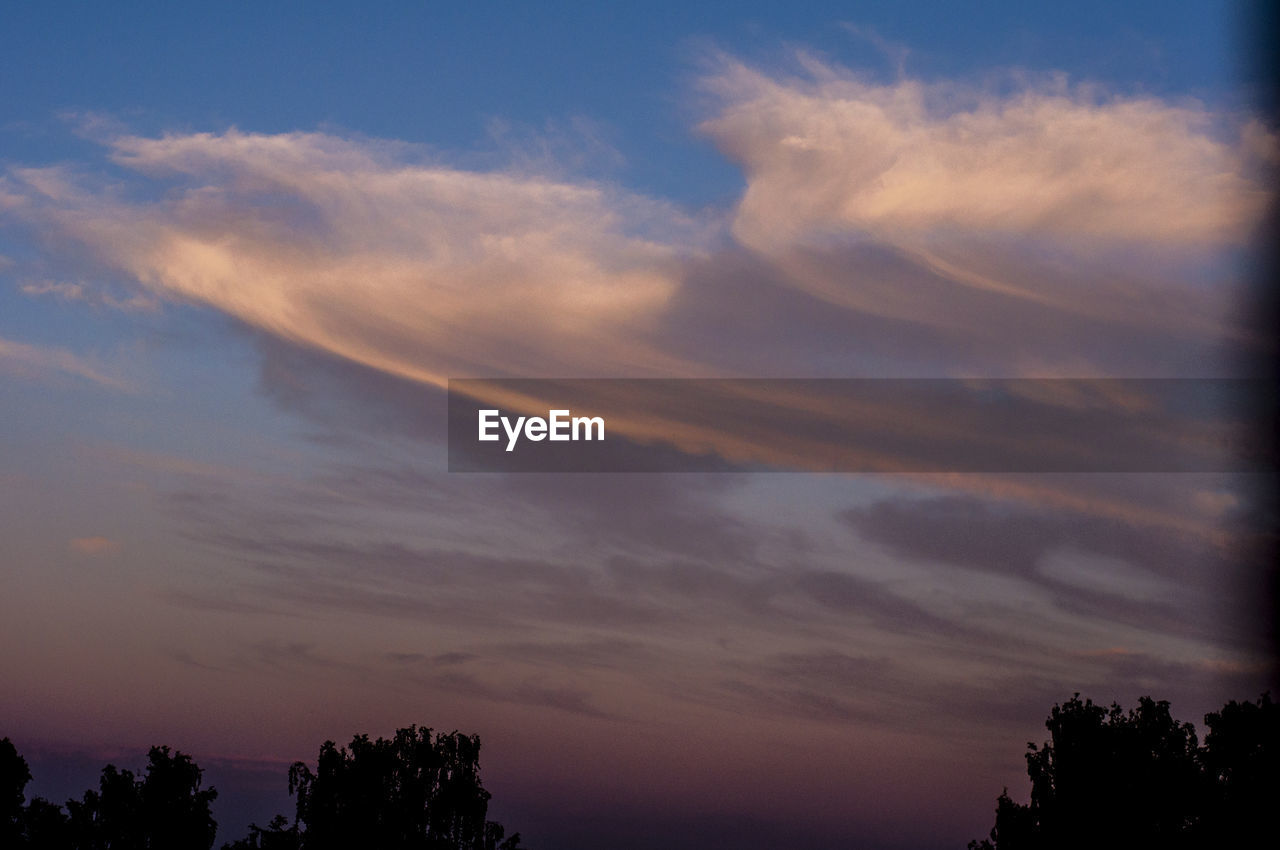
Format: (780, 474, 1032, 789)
(2, 725, 521, 850)
(970, 692, 1277, 849)
(2, 737, 32, 848)
(225, 726, 521, 850)
(0, 739, 217, 850)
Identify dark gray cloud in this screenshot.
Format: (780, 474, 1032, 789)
(699, 652, 1065, 736)
(660, 242, 1245, 379)
(425, 671, 619, 721)
(253, 334, 450, 445)
(842, 493, 1263, 650)
(681, 640, 1269, 750)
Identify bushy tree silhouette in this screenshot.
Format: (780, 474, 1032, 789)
(23, 796, 74, 849)
(225, 726, 521, 850)
(3, 726, 521, 850)
(1196, 691, 1277, 843)
(2, 737, 32, 847)
(0, 740, 217, 850)
(970, 692, 1277, 849)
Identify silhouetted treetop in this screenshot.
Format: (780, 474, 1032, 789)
(0, 740, 217, 850)
(970, 692, 1277, 849)
(1198, 691, 1278, 842)
(3, 724, 522, 850)
(2, 737, 32, 847)
(226, 725, 521, 850)
(221, 814, 297, 850)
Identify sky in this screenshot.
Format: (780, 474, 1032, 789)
(0, 3, 1276, 849)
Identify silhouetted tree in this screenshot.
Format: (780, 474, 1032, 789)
(4, 727, 520, 850)
(227, 726, 520, 850)
(0, 740, 217, 850)
(2, 738, 32, 847)
(139, 746, 219, 848)
(23, 797, 74, 850)
(67, 763, 147, 848)
(970, 692, 1277, 849)
(1195, 692, 1278, 843)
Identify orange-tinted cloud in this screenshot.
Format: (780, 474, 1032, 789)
(69, 536, 122, 555)
(5, 131, 707, 388)
(700, 54, 1273, 252)
(694, 54, 1274, 345)
(0, 61, 1267, 539)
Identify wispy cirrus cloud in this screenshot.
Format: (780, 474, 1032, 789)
(20, 279, 157, 311)
(0, 52, 1269, 554)
(4, 130, 707, 387)
(696, 54, 1273, 356)
(0, 334, 135, 391)
(3, 55, 1268, 397)
(700, 53, 1273, 251)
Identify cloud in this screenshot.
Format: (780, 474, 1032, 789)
(4, 65, 1263, 397)
(20, 279, 157, 311)
(5, 130, 706, 387)
(700, 54, 1273, 252)
(700, 642, 1271, 746)
(69, 536, 122, 555)
(841, 493, 1264, 649)
(3, 48, 1273, 850)
(692, 55, 1273, 358)
(0, 335, 134, 391)
(0, 60, 1266, 551)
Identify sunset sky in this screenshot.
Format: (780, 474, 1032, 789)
(1, 3, 1275, 848)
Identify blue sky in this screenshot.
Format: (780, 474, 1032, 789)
(0, 2, 1251, 195)
(1, 3, 1274, 849)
